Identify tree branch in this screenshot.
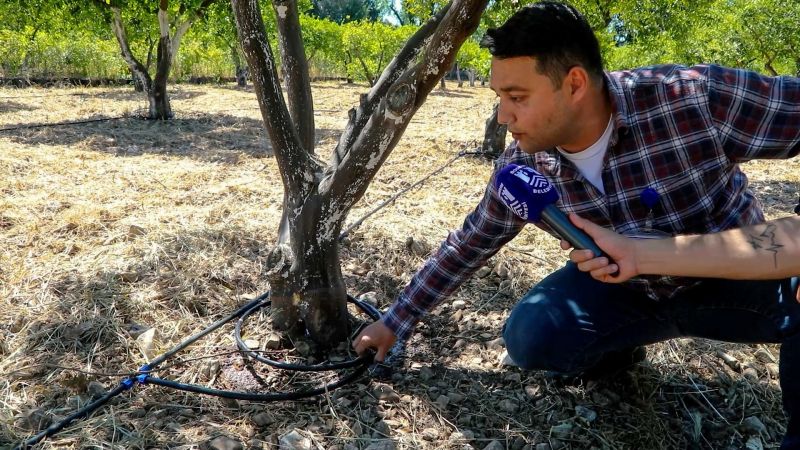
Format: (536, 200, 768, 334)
(321, 0, 488, 207)
(273, 0, 315, 153)
(327, 4, 449, 170)
(109, 6, 152, 91)
(232, 0, 319, 199)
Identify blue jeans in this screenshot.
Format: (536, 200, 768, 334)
(502, 263, 800, 448)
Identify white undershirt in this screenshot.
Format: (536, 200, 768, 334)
(557, 115, 613, 195)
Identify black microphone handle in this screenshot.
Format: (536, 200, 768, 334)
(540, 205, 606, 258)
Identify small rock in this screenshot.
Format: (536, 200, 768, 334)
(351, 421, 363, 437)
(716, 350, 740, 371)
(766, 363, 779, 378)
(202, 360, 220, 379)
(452, 300, 466, 310)
(252, 412, 274, 427)
(524, 385, 540, 399)
(128, 225, 147, 237)
(118, 271, 141, 283)
(220, 397, 239, 409)
(743, 367, 759, 381)
(475, 266, 492, 278)
(373, 384, 400, 403)
(742, 416, 767, 435)
(435, 394, 450, 409)
(512, 436, 527, 450)
(295, 341, 311, 356)
(373, 420, 391, 438)
(203, 436, 244, 450)
(243, 339, 259, 349)
(486, 337, 505, 351)
(359, 291, 379, 306)
(279, 429, 311, 450)
(422, 428, 440, 440)
(483, 440, 504, 450)
(575, 405, 597, 423)
(447, 392, 465, 404)
(87, 381, 106, 398)
(406, 237, 430, 257)
(419, 366, 434, 381)
(535, 444, 552, 450)
(499, 399, 519, 413)
(248, 439, 263, 450)
(264, 333, 282, 350)
(745, 436, 764, 450)
(364, 440, 396, 450)
(17, 409, 53, 431)
(493, 261, 509, 279)
(550, 423, 573, 439)
(754, 347, 777, 364)
(135, 328, 157, 361)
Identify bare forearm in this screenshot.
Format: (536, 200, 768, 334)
(636, 216, 800, 279)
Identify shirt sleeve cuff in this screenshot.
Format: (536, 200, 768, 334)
(381, 296, 422, 341)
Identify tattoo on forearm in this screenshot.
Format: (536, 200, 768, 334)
(747, 223, 784, 268)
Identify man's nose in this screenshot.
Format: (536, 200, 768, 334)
(496, 101, 512, 125)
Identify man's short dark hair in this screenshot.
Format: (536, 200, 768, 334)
(480, 1, 604, 87)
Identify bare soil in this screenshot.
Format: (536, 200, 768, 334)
(1, 81, 799, 450)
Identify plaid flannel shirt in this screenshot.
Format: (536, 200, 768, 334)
(384, 64, 800, 341)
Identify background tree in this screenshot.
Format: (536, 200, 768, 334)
(90, 0, 217, 119)
(231, 0, 489, 346)
(309, 0, 391, 24)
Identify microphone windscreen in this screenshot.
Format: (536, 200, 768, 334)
(494, 164, 560, 222)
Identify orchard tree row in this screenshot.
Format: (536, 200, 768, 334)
(3, 0, 799, 86)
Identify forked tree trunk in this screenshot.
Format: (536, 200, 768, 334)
(102, 0, 212, 119)
(152, 5, 174, 119)
(481, 103, 507, 157)
(232, 0, 489, 346)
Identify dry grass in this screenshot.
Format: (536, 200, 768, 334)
(0, 81, 798, 449)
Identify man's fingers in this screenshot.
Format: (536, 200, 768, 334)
(576, 256, 609, 272)
(375, 347, 388, 362)
(569, 249, 596, 263)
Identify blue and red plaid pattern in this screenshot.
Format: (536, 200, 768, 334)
(383, 64, 800, 340)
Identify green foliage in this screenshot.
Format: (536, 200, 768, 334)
(2, 0, 799, 81)
(309, 0, 391, 24)
(340, 21, 416, 84)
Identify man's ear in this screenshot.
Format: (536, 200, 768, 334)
(563, 66, 589, 101)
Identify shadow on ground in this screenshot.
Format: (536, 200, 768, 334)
(0, 114, 344, 162)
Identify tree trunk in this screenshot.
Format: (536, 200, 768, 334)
(468, 69, 475, 87)
(231, 45, 248, 86)
(232, 0, 489, 347)
(481, 103, 507, 157)
(456, 62, 463, 88)
(110, 7, 154, 108)
(131, 68, 145, 92)
(151, 5, 174, 120)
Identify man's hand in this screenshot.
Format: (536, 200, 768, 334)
(560, 213, 640, 283)
(353, 321, 397, 362)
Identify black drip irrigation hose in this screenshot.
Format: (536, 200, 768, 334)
(13, 293, 380, 450)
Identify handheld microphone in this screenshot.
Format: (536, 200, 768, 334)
(495, 164, 606, 258)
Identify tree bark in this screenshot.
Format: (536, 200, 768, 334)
(110, 7, 154, 111)
(152, 3, 175, 120)
(273, 0, 315, 153)
(481, 103, 507, 157)
(232, 0, 489, 347)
